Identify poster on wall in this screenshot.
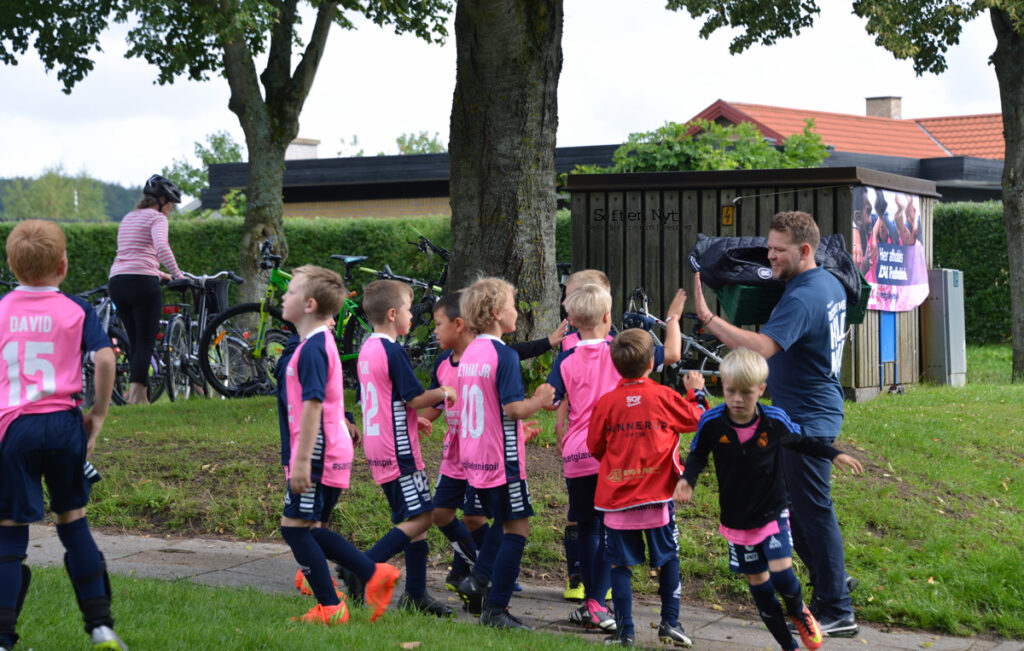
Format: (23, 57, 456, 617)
(851, 186, 929, 312)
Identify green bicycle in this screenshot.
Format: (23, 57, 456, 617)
(198, 239, 375, 397)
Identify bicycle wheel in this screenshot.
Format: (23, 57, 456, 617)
(164, 315, 191, 402)
(199, 302, 293, 398)
(403, 298, 439, 378)
(147, 352, 166, 403)
(341, 305, 373, 386)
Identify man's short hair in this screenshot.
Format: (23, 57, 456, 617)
(293, 265, 346, 319)
(770, 211, 820, 253)
(5, 219, 66, 284)
(460, 277, 514, 333)
(718, 348, 769, 390)
(564, 284, 611, 329)
(566, 268, 611, 292)
(434, 292, 462, 321)
(610, 328, 654, 379)
(363, 279, 414, 326)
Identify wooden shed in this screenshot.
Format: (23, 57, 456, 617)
(565, 167, 939, 400)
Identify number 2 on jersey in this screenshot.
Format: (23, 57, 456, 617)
(361, 380, 380, 437)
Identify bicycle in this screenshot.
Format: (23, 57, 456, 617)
(162, 270, 243, 401)
(621, 286, 726, 385)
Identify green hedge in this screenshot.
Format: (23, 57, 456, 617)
(1, 211, 573, 300)
(933, 201, 1009, 344)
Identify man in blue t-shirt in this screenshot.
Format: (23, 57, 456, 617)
(692, 211, 857, 638)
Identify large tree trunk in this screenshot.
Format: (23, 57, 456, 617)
(449, 0, 563, 341)
(221, 1, 337, 303)
(991, 7, 1024, 382)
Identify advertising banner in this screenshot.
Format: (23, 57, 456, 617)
(852, 186, 929, 312)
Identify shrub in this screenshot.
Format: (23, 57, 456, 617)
(933, 201, 1009, 344)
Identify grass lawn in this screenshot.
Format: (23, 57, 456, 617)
(74, 345, 1022, 637)
(18, 567, 597, 650)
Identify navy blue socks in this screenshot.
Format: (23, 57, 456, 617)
(310, 527, 375, 583)
(770, 567, 804, 615)
(281, 526, 339, 606)
(56, 519, 105, 602)
(367, 527, 411, 563)
(439, 519, 478, 570)
(564, 524, 581, 580)
(750, 579, 797, 650)
(610, 565, 634, 637)
(0, 526, 27, 612)
(658, 555, 681, 626)
(486, 533, 525, 609)
(404, 539, 429, 598)
(579, 518, 610, 602)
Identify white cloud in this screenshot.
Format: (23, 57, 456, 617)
(0, 0, 1001, 187)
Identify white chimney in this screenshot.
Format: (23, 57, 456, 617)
(866, 96, 902, 119)
(285, 138, 321, 160)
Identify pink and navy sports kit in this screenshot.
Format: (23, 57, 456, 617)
(282, 327, 352, 521)
(0, 287, 110, 521)
(546, 337, 623, 607)
(357, 334, 432, 524)
(429, 349, 484, 515)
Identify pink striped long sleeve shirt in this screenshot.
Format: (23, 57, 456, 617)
(108, 208, 184, 279)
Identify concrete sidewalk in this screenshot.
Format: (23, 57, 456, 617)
(26, 525, 1019, 651)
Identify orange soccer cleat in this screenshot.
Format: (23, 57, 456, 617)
(789, 604, 823, 650)
(294, 568, 342, 597)
(299, 601, 349, 626)
(364, 563, 401, 622)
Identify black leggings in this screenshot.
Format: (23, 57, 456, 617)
(109, 274, 162, 385)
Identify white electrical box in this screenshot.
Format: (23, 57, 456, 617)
(920, 268, 967, 386)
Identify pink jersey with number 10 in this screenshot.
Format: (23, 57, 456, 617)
(456, 334, 527, 489)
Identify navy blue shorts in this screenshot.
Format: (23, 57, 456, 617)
(727, 511, 794, 575)
(282, 480, 341, 523)
(604, 519, 679, 568)
(476, 479, 533, 523)
(380, 470, 434, 524)
(0, 410, 91, 522)
(433, 473, 486, 516)
(565, 474, 598, 523)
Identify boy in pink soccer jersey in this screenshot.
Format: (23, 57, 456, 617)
(279, 266, 400, 626)
(556, 269, 688, 602)
(0, 220, 125, 650)
(354, 280, 455, 617)
(419, 294, 487, 594)
(453, 277, 555, 630)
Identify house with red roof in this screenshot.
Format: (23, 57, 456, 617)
(203, 97, 1004, 215)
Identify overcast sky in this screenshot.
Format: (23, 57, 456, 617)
(0, 0, 1002, 192)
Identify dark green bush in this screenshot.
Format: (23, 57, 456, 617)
(1, 211, 573, 300)
(933, 202, 1009, 344)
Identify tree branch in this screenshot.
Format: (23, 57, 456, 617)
(289, 2, 338, 117)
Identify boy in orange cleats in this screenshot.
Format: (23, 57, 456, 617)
(278, 266, 398, 625)
(676, 349, 863, 650)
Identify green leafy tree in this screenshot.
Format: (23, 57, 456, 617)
(395, 130, 446, 154)
(668, 0, 1024, 382)
(162, 131, 244, 199)
(2, 166, 107, 222)
(597, 118, 827, 174)
(2, 0, 451, 301)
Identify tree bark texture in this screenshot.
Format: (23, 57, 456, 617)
(991, 7, 1024, 381)
(223, 0, 338, 303)
(449, 0, 563, 340)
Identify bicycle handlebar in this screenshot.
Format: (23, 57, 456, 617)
(182, 270, 244, 285)
(360, 266, 442, 294)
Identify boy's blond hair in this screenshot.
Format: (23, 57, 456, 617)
(718, 348, 769, 389)
(564, 283, 611, 329)
(460, 277, 514, 333)
(363, 279, 414, 326)
(610, 328, 654, 379)
(6, 219, 66, 284)
(292, 265, 346, 319)
(566, 268, 611, 292)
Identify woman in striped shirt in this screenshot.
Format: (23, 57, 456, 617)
(108, 175, 185, 405)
